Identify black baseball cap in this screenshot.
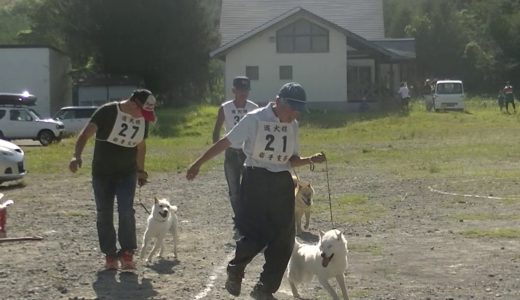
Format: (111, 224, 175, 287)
(278, 82, 307, 112)
(233, 76, 250, 90)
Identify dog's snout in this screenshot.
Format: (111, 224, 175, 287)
(321, 252, 326, 258)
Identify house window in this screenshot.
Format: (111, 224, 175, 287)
(276, 19, 329, 53)
(246, 66, 259, 80)
(279, 66, 293, 80)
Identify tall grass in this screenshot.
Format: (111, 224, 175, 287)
(22, 97, 520, 181)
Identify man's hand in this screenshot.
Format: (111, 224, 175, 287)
(69, 157, 82, 173)
(310, 152, 326, 164)
(137, 170, 148, 186)
(186, 163, 200, 181)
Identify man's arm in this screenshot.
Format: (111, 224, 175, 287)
(69, 122, 97, 173)
(289, 152, 326, 168)
(136, 140, 148, 186)
(212, 107, 225, 143)
(186, 137, 231, 180)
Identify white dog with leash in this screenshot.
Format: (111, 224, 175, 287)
(140, 197, 179, 263)
(287, 229, 349, 300)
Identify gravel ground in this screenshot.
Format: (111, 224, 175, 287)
(2, 162, 520, 300)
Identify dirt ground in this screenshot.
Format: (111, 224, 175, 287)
(2, 162, 520, 300)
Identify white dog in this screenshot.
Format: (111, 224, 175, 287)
(140, 197, 179, 263)
(293, 177, 314, 235)
(287, 229, 349, 300)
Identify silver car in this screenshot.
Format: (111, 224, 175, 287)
(0, 139, 26, 183)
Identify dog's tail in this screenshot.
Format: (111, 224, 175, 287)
(170, 205, 178, 212)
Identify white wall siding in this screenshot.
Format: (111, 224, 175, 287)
(0, 47, 72, 117)
(224, 19, 347, 106)
(0, 48, 50, 117)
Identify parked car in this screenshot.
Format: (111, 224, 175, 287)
(0, 139, 26, 183)
(0, 105, 64, 146)
(425, 80, 465, 111)
(54, 106, 97, 136)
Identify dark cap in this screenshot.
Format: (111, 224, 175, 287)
(278, 82, 307, 112)
(131, 89, 156, 122)
(233, 76, 250, 90)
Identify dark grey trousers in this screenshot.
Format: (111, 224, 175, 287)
(228, 167, 295, 293)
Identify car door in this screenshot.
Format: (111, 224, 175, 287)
(6, 108, 38, 139)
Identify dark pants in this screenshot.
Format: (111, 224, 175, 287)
(224, 148, 246, 218)
(92, 173, 137, 257)
(228, 167, 295, 293)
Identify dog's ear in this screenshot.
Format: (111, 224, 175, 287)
(319, 230, 325, 240)
(154, 197, 159, 204)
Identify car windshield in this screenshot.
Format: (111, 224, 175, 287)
(28, 108, 42, 120)
(437, 83, 463, 94)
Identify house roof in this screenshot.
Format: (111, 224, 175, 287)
(219, 0, 385, 46)
(0, 44, 67, 54)
(211, 7, 408, 61)
(371, 38, 416, 61)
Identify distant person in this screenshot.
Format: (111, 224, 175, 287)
(212, 76, 258, 236)
(497, 89, 505, 112)
(398, 81, 411, 112)
(503, 81, 515, 113)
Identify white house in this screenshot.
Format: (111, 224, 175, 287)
(0, 45, 72, 117)
(211, 0, 416, 111)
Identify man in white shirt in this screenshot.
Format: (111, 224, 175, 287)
(398, 81, 411, 111)
(212, 76, 258, 232)
(187, 82, 325, 299)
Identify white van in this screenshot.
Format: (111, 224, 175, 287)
(426, 80, 465, 111)
(54, 106, 97, 136)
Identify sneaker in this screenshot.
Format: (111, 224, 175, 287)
(225, 271, 243, 296)
(250, 284, 277, 300)
(104, 255, 118, 270)
(118, 250, 136, 271)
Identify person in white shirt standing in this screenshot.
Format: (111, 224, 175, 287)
(187, 82, 325, 299)
(398, 81, 411, 112)
(212, 76, 258, 234)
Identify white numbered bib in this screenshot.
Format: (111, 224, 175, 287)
(105, 109, 145, 147)
(252, 121, 295, 164)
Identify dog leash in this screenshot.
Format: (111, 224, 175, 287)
(322, 152, 335, 229)
(137, 185, 150, 214)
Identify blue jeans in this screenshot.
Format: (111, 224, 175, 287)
(224, 148, 246, 218)
(92, 173, 137, 256)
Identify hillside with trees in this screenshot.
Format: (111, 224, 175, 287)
(385, 0, 520, 93)
(1, 0, 519, 102)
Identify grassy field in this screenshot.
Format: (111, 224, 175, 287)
(25, 96, 520, 180)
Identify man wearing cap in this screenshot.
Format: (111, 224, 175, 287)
(187, 82, 325, 299)
(212, 76, 258, 234)
(69, 89, 156, 271)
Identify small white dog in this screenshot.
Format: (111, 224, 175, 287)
(140, 197, 179, 263)
(287, 229, 349, 300)
(293, 176, 314, 235)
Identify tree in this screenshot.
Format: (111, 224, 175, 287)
(19, 0, 219, 106)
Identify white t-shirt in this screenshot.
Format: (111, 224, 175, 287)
(222, 99, 258, 149)
(225, 102, 299, 172)
(398, 86, 410, 99)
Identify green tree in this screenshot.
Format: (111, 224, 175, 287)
(19, 0, 219, 106)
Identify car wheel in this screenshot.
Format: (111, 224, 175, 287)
(38, 130, 55, 146)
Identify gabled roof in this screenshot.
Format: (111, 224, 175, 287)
(211, 7, 397, 60)
(219, 0, 385, 45)
(371, 38, 416, 61)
